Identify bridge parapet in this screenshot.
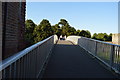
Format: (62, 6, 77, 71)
(67, 35, 120, 75)
(66, 35, 81, 45)
(0, 35, 58, 79)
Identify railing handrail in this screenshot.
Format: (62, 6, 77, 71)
(80, 36, 120, 47)
(77, 36, 120, 74)
(0, 35, 53, 71)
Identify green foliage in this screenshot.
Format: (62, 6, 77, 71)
(52, 24, 60, 34)
(58, 19, 76, 37)
(75, 30, 81, 36)
(107, 33, 112, 41)
(92, 33, 112, 41)
(67, 27, 76, 36)
(34, 19, 53, 43)
(56, 28, 62, 38)
(59, 19, 70, 36)
(58, 19, 69, 26)
(25, 19, 36, 46)
(79, 30, 91, 38)
(92, 33, 98, 39)
(25, 19, 112, 47)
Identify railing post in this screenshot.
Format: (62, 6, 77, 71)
(110, 45, 114, 69)
(94, 41, 97, 56)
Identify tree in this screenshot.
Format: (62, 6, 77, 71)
(75, 30, 81, 36)
(52, 24, 61, 38)
(96, 33, 105, 41)
(92, 33, 98, 39)
(34, 19, 53, 43)
(58, 19, 69, 36)
(107, 33, 112, 41)
(25, 19, 112, 44)
(103, 33, 108, 41)
(58, 19, 76, 37)
(79, 30, 91, 38)
(25, 19, 36, 46)
(56, 28, 62, 39)
(92, 33, 111, 41)
(67, 27, 76, 36)
(86, 30, 91, 38)
(61, 24, 69, 36)
(52, 24, 60, 34)
(58, 19, 69, 26)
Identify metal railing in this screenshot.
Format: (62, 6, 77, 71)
(0, 35, 58, 79)
(78, 37, 120, 74)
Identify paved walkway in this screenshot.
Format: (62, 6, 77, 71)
(42, 40, 117, 78)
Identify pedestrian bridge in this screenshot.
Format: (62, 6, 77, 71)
(0, 35, 120, 79)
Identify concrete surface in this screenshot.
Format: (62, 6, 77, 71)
(42, 40, 117, 78)
(112, 33, 120, 45)
(66, 35, 81, 45)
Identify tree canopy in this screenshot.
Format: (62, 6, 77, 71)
(92, 33, 112, 41)
(33, 19, 53, 43)
(25, 19, 112, 47)
(79, 30, 91, 38)
(25, 19, 36, 46)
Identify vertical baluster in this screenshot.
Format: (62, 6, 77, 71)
(16, 60, 18, 78)
(13, 62, 16, 78)
(3, 69, 6, 79)
(18, 59, 20, 78)
(110, 45, 114, 69)
(116, 47, 118, 70)
(35, 49, 37, 78)
(29, 51, 31, 78)
(106, 44, 108, 63)
(5, 66, 10, 78)
(20, 57, 23, 78)
(118, 47, 120, 71)
(23, 55, 26, 78)
(34, 49, 36, 78)
(117, 47, 119, 71)
(33, 49, 35, 78)
(29, 52, 31, 77)
(38, 46, 41, 77)
(33, 47, 37, 78)
(31, 51, 33, 78)
(116, 47, 118, 69)
(117, 47, 120, 71)
(0, 70, 2, 80)
(9, 65, 12, 78)
(37, 46, 39, 77)
(19, 58, 21, 78)
(22, 56, 24, 78)
(107, 45, 109, 63)
(114, 46, 116, 69)
(26, 54, 28, 78)
(31, 50, 34, 78)
(35, 48, 37, 78)
(24, 54, 27, 78)
(27, 52, 30, 78)
(108, 44, 110, 64)
(95, 41, 97, 56)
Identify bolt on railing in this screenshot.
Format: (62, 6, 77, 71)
(0, 35, 58, 79)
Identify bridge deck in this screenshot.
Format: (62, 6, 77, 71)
(42, 40, 117, 78)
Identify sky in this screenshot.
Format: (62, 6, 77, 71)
(26, 2, 118, 35)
